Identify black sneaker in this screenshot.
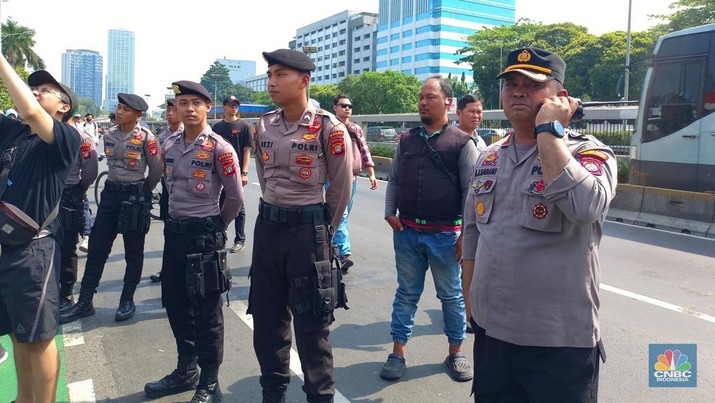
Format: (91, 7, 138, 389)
(115, 300, 136, 322)
(190, 382, 222, 403)
(149, 271, 161, 282)
(339, 255, 354, 273)
(144, 369, 199, 398)
(60, 299, 94, 324)
(59, 296, 75, 314)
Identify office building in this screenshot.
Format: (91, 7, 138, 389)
(291, 10, 378, 85)
(61, 49, 103, 108)
(216, 58, 257, 85)
(245, 74, 268, 93)
(105, 29, 135, 111)
(375, 0, 515, 82)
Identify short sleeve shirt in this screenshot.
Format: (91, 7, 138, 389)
(213, 119, 251, 167)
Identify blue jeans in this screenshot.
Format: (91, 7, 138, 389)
(390, 227, 465, 346)
(332, 179, 357, 257)
(82, 195, 93, 237)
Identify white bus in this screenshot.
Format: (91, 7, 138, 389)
(629, 23, 715, 192)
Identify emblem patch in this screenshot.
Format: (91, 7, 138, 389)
(126, 151, 138, 159)
(105, 147, 112, 155)
(218, 152, 233, 165)
(578, 149, 609, 161)
(527, 179, 546, 195)
(532, 203, 548, 219)
(329, 130, 344, 140)
(299, 167, 312, 179)
(196, 151, 211, 160)
(580, 157, 604, 176)
(476, 200, 485, 217)
(517, 49, 531, 62)
(148, 140, 158, 156)
(482, 152, 499, 166)
(307, 119, 321, 133)
(296, 154, 313, 165)
(472, 179, 494, 193)
(302, 133, 318, 141)
(80, 143, 92, 160)
(331, 140, 345, 155)
(223, 165, 236, 176)
(194, 181, 207, 192)
(193, 170, 206, 179)
(130, 138, 142, 145)
(127, 159, 138, 168)
(262, 151, 270, 162)
(201, 139, 215, 151)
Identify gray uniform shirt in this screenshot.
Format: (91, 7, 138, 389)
(255, 104, 353, 228)
(162, 126, 243, 225)
(158, 123, 184, 147)
(66, 128, 99, 193)
(103, 124, 163, 191)
(462, 130, 617, 348)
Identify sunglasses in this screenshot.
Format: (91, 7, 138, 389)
(338, 103, 353, 109)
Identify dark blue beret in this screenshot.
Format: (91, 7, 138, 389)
(497, 47, 566, 84)
(263, 49, 316, 73)
(165, 98, 176, 107)
(171, 80, 212, 103)
(117, 93, 149, 112)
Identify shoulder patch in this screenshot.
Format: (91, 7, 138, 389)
(578, 149, 609, 161)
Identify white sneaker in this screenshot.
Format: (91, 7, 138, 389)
(230, 242, 245, 253)
(0, 344, 8, 365)
(78, 236, 89, 253)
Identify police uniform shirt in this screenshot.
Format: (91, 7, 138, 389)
(103, 124, 162, 190)
(212, 119, 251, 167)
(162, 127, 243, 224)
(158, 123, 184, 147)
(254, 103, 353, 228)
(0, 115, 80, 236)
(461, 130, 617, 348)
(66, 128, 99, 192)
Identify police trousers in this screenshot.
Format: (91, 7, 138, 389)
(161, 216, 226, 380)
(59, 186, 84, 299)
(248, 212, 335, 402)
(79, 186, 147, 302)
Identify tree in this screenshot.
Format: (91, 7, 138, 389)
(251, 91, 276, 110)
(0, 66, 28, 111)
(308, 83, 340, 109)
(200, 62, 233, 103)
(1, 18, 44, 70)
(654, 0, 715, 32)
(229, 83, 254, 103)
(338, 71, 421, 114)
(449, 74, 469, 100)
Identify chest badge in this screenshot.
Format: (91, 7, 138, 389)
(302, 133, 318, 141)
(193, 170, 206, 179)
(307, 119, 321, 133)
(299, 167, 312, 179)
(130, 138, 142, 145)
(476, 200, 485, 217)
(127, 159, 138, 168)
(262, 151, 270, 162)
(201, 139, 215, 151)
(532, 203, 548, 219)
(194, 181, 207, 192)
(196, 151, 210, 160)
(482, 152, 499, 166)
(527, 179, 546, 195)
(296, 154, 313, 165)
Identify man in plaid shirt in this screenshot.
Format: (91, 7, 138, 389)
(331, 94, 377, 271)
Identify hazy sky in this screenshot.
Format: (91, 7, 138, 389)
(1, 0, 674, 111)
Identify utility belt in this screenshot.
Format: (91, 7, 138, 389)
(105, 180, 145, 193)
(165, 216, 223, 236)
(60, 185, 85, 234)
(118, 191, 151, 234)
(259, 199, 349, 317)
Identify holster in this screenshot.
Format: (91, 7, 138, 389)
(186, 253, 205, 299)
(117, 193, 151, 234)
(60, 189, 85, 234)
(186, 250, 232, 300)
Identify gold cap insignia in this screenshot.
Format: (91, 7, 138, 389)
(172, 84, 181, 94)
(517, 50, 531, 63)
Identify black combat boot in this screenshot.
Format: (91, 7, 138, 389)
(114, 299, 135, 321)
(59, 297, 94, 324)
(190, 381, 222, 403)
(144, 356, 199, 398)
(262, 387, 287, 403)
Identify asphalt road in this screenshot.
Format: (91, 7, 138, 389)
(60, 169, 714, 402)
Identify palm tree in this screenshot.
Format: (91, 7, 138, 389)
(1, 18, 44, 70)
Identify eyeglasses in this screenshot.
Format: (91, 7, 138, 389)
(31, 86, 69, 104)
(338, 103, 353, 109)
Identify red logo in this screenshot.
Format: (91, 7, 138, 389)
(127, 159, 138, 168)
(307, 119, 321, 133)
(331, 140, 345, 155)
(299, 167, 312, 179)
(194, 181, 207, 192)
(148, 140, 158, 156)
(201, 139, 215, 151)
(223, 165, 236, 176)
(532, 203, 548, 219)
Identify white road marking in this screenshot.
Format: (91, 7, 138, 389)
(67, 378, 96, 402)
(61, 321, 85, 347)
(229, 300, 350, 402)
(601, 283, 715, 323)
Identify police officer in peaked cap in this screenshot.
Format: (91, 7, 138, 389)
(61, 92, 163, 324)
(250, 48, 353, 403)
(144, 80, 243, 402)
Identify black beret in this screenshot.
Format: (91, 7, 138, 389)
(165, 98, 176, 107)
(497, 47, 566, 84)
(27, 70, 79, 119)
(117, 93, 149, 112)
(171, 80, 212, 103)
(223, 95, 240, 105)
(263, 49, 316, 73)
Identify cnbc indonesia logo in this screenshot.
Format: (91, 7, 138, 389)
(649, 344, 697, 387)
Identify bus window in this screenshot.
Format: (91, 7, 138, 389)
(643, 60, 704, 142)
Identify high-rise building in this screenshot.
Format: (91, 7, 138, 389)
(376, 0, 515, 82)
(291, 10, 378, 85)
(216, 58, 257, 85)
(105, 29, 135, 111)
(61, 49, 103, 108)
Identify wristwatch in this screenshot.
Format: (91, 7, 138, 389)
(241, 171, 249, 176)
(533, 120, 565, 138)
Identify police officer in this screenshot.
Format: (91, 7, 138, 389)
(61, 93, 163, 323)
(144, 81, 242, 403)
(59, 124, 99, 312)
(149, 97, 184, 283)
(250, 49, 353, 403)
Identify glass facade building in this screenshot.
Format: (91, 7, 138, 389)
(61, 49, 103, 108)
(105, 29, 135, 111)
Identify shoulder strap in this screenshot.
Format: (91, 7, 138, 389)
(422, 135, 459, 189)
(0, 143, 18, 198)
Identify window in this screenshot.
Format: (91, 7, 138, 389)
(339, 50, 345, 56)
(390, 58, 399, 66)
(403, 30, 413, 38)
(363, 57, 370, 62)
(377, 61, 387, 68)
(363, 34, 370, 39)
(402, 56, 412, 63)
(377, 49, 387, 56)
(402, 43, 412, 51)
(377, 36, 388, 44)
(332, 73, 337, 79)
(340, 29, 346, 34)
(339, 39, 346, 45)
(364, 45, 370, 50)
(339, 72, 345, 77)
(390, 46, 399, 53)
(338, 61, 345, 66)
(333, 33, 338, 38)
(390, 33, 400, 41)
(354, 58, 361, 64)
(363, 68, 370, 72)
(354, 47, 361, 53)
(353, 70, 360, 74)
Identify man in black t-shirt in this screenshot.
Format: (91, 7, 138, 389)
(0, 62, 80, 403)
(212, 95, 251, 252)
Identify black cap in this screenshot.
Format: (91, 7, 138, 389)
(223, 95, 240, 105)
(171, 80, 212, 103)
(263, 49, 316, 74)
(117, 93, 149, 112)
(27, 70, 78, 119)
(165, 98, 176, 107)
(496, 47, 566, 84)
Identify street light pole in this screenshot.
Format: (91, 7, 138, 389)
(624, 0, 632, 102)
(209, 73, 221, 119)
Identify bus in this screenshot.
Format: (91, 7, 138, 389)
(629, 23, 715, 192)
